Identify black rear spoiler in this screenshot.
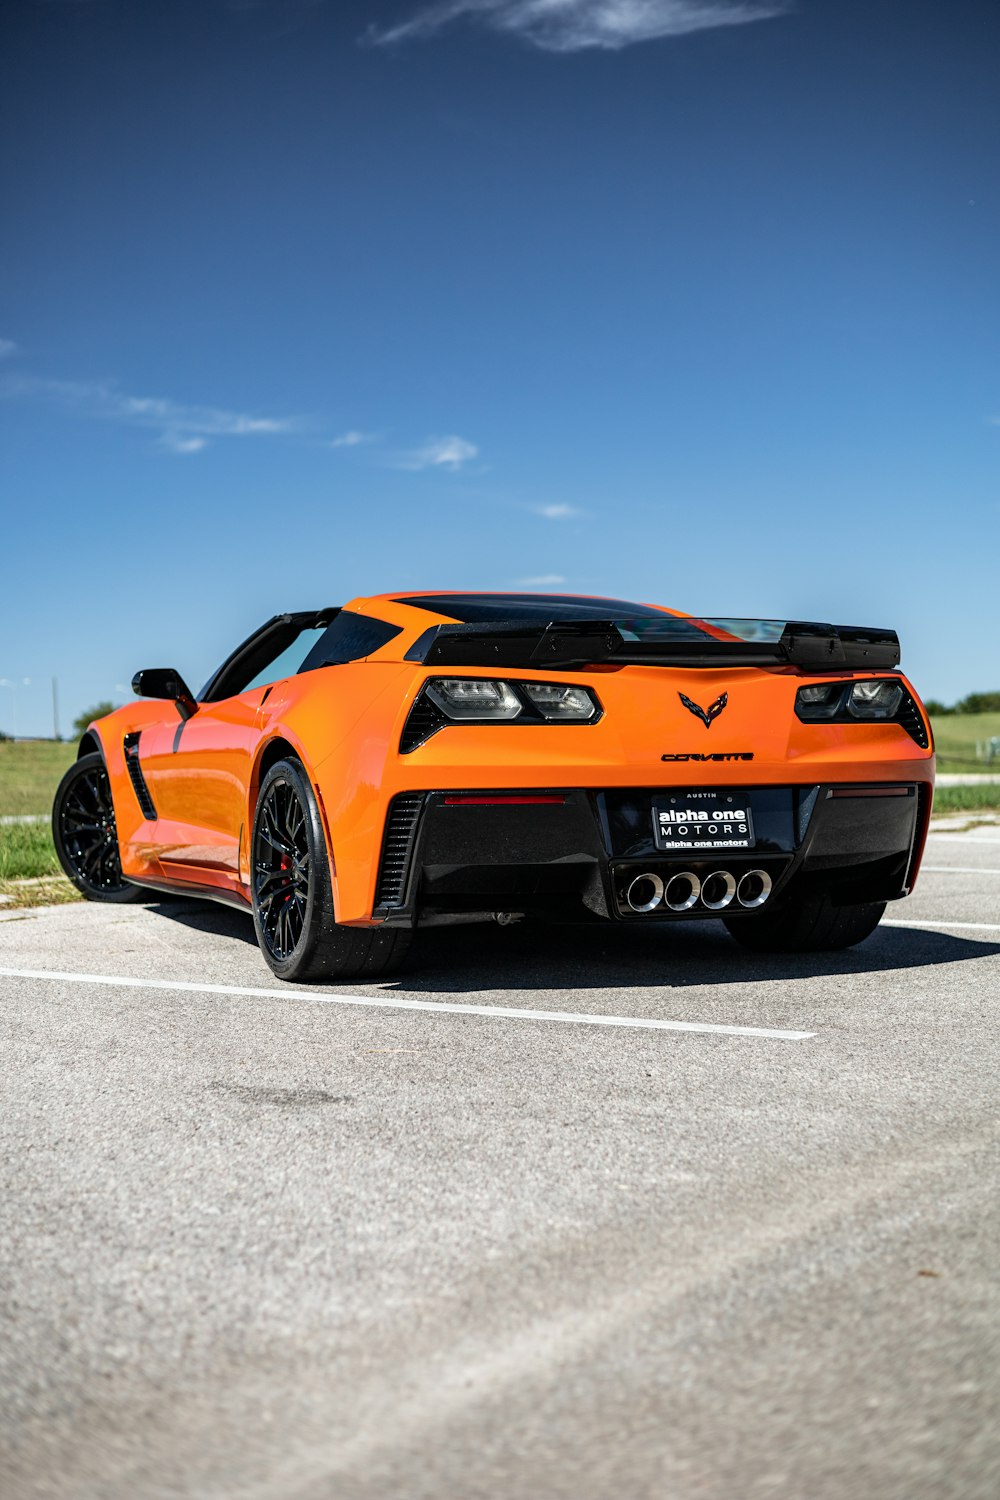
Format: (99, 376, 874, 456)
(404, 618, 901, 672)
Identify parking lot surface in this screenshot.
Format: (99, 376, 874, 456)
(2, 825, 999, 1499)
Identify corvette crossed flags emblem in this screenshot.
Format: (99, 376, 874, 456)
(678, 691, 728, 728)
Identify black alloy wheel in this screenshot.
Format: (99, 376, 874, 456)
(253, 773, 311, 962)
(52, 752, 143, 902)
(250, 758, 411, 982)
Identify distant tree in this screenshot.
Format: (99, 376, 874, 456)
(955, 692, 1000, 716)
(0, 728, 11, 743)
(73, 702, 115, 736)
(922, 699, 952, 717)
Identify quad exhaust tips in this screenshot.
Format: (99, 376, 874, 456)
(624, 868, 772, 915)
(735, 869, 772, 908)
(625, 873, 664, 913)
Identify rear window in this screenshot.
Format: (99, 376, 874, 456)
(298, 612, 401, 671)
(397, 593, 668, 623)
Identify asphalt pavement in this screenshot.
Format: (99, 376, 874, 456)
(2, 822, 999, 1500)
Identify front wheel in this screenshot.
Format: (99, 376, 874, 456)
(251, 759, 411, 982)
(723, 890, 886, 953)
(52, 752, 143, 902)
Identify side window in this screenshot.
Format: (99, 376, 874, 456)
(240, 627, 327, 693)
(298, 614, 401, 672)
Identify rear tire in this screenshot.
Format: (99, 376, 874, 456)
(723, 890, 886, 953)
(52, 752, 143, 902)
(251, 759, 411, 982)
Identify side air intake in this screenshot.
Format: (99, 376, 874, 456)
(375, 793, 424, 907)
(123, 732, 157, 819)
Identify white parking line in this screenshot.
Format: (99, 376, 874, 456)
(882, 919, 1000, 933)
(0, 967, 814, 1040)
(923, 866, 1000, 875)
(926, 835, 1000, 845)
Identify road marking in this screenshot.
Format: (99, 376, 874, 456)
(882, 919, 1000, 933)
(0, 966, 814, 1041)
(923, 866, 1000, 875)
(926, 835, 1000, 845)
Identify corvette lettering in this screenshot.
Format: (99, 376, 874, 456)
(661, 752, 754, 762)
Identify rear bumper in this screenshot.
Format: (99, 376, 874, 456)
(372, 781, 931, 928)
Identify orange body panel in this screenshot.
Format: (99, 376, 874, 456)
(87, 592, 935, 925)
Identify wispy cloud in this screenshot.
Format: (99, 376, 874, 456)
(365, 0, 788, 53)
(159, 433, 208, 455)
(331, 429, 380, 448)
(536, 502, 582, 520)
(396, 434, 479, 471)
(516, 573, 567, 585)
(1, 375, 300, 454)
(0, 339, 17, 359)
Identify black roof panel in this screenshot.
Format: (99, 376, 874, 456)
(397, 593, 668, 623)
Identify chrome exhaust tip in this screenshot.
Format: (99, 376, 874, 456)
(664, 871, 701, 913)
(701, 870, 736, 911)
(736, 869, 772, 909)
(626, 873, 664, 913)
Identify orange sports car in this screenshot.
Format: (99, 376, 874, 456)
(53, 592, 934, 981)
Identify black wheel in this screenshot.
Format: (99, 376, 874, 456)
(52, 752, 143, 902)
(251, 759, 411, 982)
(724, 890, 886, 953)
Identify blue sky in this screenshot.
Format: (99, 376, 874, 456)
(1, 0, 998, 737)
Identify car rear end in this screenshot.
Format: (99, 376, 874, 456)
(353, 607, 934, 934)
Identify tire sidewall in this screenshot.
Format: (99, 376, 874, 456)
(250, 759, 333, 981)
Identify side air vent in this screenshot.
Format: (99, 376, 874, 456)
(123, 732, 157, 819)
(400, 693, 447, 753)
(898, 691, 931, 750)
(375, 793, 424, 907)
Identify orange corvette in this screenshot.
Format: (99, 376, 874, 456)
(52, 592, 934, 980)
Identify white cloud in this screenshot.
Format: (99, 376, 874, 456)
(398, 434, 479, 471)
(536, 502, 582, 520)
(0, 375, 300, 453)
(365, 0, 788, 52)
(516, 573, 567, 585)
(331, 429, 379, 448)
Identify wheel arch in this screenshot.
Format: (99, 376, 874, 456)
(256, 735, 301, 783)
(77, 729, 103, 760)
(249, 733, 332, 850)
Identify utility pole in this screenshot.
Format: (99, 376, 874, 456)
(52, 676, 61, 741)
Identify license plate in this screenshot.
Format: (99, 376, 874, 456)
(652, 792, 755, 853)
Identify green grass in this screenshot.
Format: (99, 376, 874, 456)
(931, 711, 1000, 774)
(931, 782, 1000, 814)
(0, 820, 62, 879)
(0, 740, 78, 901)
(0, 739, 75, 817)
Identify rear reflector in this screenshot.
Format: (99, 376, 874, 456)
(830, 786, 912, 798)
(442, 794, 566, 806)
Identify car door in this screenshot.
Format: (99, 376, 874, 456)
(137, 689, 267, 878)
(137, 620, 329, 882)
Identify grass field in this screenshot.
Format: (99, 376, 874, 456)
(0, 728, 998, 907)
(932, 712, 1000, 774)
(932, 782, 1000, 813)
(0, 740, 79, 905)
(0, 739, 75, 817)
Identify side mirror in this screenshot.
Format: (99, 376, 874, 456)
(131, 668, 198, 721)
